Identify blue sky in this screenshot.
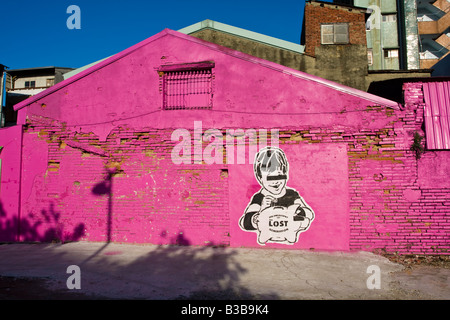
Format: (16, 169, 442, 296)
(0, 0, 318, 70)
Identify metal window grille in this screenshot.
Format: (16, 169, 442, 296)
(162, 69, 213, 110)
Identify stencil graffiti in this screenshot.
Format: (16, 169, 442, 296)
(239, 147, 314, 245)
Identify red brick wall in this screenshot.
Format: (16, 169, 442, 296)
(303, 1, 367, 57)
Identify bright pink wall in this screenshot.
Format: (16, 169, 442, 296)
(0, 125, 22, 241)
(5, 31, 449, 254)
(14, 30, 379, 249)
(18, 31, 397, 136)
(229, 143, 349, 250)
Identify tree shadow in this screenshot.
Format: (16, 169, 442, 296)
(1, 168, 279, 299)
(0, 200, 85, 243)
(0, 201, 19, 242)
(82, 237, 280, 300)
(160, 230, 192, 246)
(1, 201, 279, 299)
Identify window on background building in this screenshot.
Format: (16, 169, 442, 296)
(158, 62, 214, 110)
(46, 78, 55, 87)
(382, 14, 397, 22)
(384, 49, 399, 58)
(321, 23, 349, 45)
(368, 49, 374, 66)
(24, 81, 36, 88)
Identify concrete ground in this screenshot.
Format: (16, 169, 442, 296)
(0, 242, 449, 300)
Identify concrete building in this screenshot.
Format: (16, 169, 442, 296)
(302, 0, 431, 92)
(334, 0, 422, 71)
(180, 5, 430, 92)
(0, 64, 9, 127)
(300, 1, 370, 90)
(7, 66, 74, 96)
(356, 0, 403, 70)
(0, 66, 74, 127)
(180, 15, 374, 91)
(0, 29, 448, 254)
(65, 2, 433, 93)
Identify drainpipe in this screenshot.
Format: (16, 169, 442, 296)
(17, 124, 24, 242)
(0, 71, 5, 127)
(397, 0, 407, 70)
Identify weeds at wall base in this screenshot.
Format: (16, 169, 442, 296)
(380, 252, 450, 269)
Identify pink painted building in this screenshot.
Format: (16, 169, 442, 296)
(0, 29, 449, 254)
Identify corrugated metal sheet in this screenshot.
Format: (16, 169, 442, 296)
(423, 81, 450, 149)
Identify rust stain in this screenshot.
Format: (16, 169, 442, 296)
(38, 130, 49, 138)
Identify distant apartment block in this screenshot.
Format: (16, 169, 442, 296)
(7, 66, 74, 96)
(0, 66, 74, 127)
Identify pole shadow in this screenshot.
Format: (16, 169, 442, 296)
(91, 168, 115, 243)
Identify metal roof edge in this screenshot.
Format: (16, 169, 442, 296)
(178, 19, 305, 54)
(63, 57, 112, 80)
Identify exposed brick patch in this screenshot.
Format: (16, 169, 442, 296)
(22, 120, 230, 246)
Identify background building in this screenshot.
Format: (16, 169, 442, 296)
(7, 66, 74, 96)
(65, 1, 440, 93)
(417, 0, 450, 69)
(0, 66, 74, 127)
(0, 64, 10, 127)
(333, 0, 423, 71)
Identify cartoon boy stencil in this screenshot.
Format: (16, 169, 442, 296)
(239, 146, 315, 245)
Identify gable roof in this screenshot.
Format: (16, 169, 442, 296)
(63, 19, 304, 81)
(63, 57, 111, 80)
(14, 28, 399, 111)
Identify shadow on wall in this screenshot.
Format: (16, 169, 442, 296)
(160, 230, 192, 246)
(92, 169, 114, 243)
(0, 200, 85, 242)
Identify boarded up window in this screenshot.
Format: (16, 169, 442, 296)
(423, 81, 450, 150)
(321, 23, 349, 45)
(159, 62, 214, 110)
